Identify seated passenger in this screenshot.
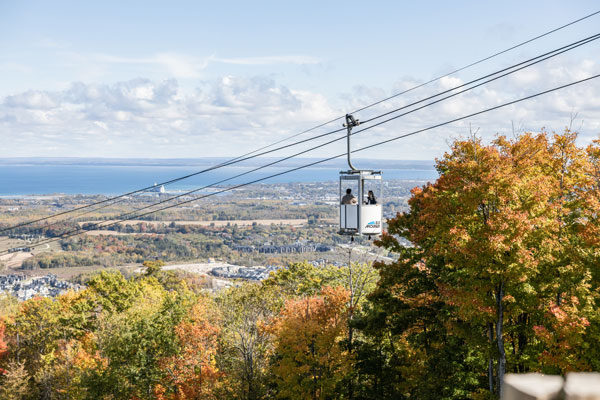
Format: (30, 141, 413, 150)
(341, 188, 358, 205)
(366, 190, 377, 205)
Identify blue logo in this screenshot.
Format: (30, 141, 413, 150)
(366, 221, 380, 229)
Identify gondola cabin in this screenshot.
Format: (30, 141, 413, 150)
(339, 169, 382, 237)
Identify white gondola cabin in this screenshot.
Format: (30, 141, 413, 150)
(338, 114, 383, 238)
(339, 170, 382, 237)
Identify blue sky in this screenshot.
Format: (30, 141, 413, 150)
(1, 1, 599, 160)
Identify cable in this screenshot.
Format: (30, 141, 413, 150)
(352, 73, 600, 151)
(3, 31, 598, 240)
(7, 123, 347, 232)
(3, 11, 598, 234)
(8, 72, 598, 255)
(0, 123, 344, 233)
(4, 30, 598, 237)
(103, 31, 599, 226)
(219, 10, 600, 155)
(351, 10, 600, 114)
(361, 33, 600, 124)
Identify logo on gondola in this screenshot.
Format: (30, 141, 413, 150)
(366, 221, 380, 229)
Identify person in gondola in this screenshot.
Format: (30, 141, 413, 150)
(341, 188, 358, 205)
(366, 190, 377, 205)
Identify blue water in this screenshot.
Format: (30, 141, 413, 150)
(0, 163, 438, 196)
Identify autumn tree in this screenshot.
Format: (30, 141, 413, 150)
(5, 297, 62, 376)
(355, 245, 482, 399)
(263, 261, 338, 298)
(143, 259, 165, 277)
(268, 286, 352, 400)
(368, 131, 600, 398)
(338, 261, 378, 399)
(82, 270, 140, 314)
(0, 361, 30, 400)
(216, 283, 278, 400)
(83, 277, 191, 399)
(155, 297, 222, 400)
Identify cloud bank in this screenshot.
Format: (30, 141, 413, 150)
(1, 58, 599, 159)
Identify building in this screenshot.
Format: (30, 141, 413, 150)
(0, 274, 82, 301)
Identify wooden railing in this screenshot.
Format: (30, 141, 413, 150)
(503, 373, 600, 400)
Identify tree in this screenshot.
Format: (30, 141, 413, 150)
(0, 318, 7, 377)
(143, 259, 165, 277)
(355, 248, 482, 399)
(268, 286, 352, 400)
(0, 319, 7, 361)
(369, 131, 599, 398)
(216, 283, 279, 400)
(0, 361, 30, 400)
(85, 278, 189, 399)
(332, 259, 378, 400)
(154, 298, 222, 400)
(40, 339, 89, 400)
(6, 297, 61, 375)
(83, 270, 140, 314)
(263, 262, 337, 298)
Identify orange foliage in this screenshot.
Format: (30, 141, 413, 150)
(268, 286, 352, 400)
(533, 296, 591, 372)
(388, 130, 600, 375)
(154, 300, 222, 400)
(0, 319, 7, 375)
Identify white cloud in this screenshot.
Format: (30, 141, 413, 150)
(439, 76, 463, 90)
(4, 91, 59, 109)
(343, 58, 600, 159)
(0, 76, 339, 157)
(1, 58, 599, 160)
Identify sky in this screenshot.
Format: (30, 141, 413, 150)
(1, 0, 599, 161)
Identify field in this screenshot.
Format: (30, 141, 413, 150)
(0, 236, 62, 270)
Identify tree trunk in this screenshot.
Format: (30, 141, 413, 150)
(496, 281, 506, 399)
(488, 322, 494, 394)
(517, 313, 528, 373)
(348, 309, 354, 400)
(347, 257, 355, 400)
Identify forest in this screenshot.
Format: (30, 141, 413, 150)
(0, 130, 599, 399)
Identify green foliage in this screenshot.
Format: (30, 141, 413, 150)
(84, 270, 140, 314)
(143, 259, 165, 277)
(83, 278, 192, 399)
(215, 283, 279, 399)
(263, 261, 338, 297)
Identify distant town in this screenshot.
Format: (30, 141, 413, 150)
(0, 273, 82, 301)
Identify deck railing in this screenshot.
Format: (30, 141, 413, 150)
(503, 373, 600, 400)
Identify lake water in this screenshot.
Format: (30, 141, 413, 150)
(0, 161, 438, 196)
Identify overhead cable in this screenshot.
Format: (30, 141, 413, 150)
(6, 72, 598, 255)
(3, 11, 598, 233)
(3, 31, 598, 236)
